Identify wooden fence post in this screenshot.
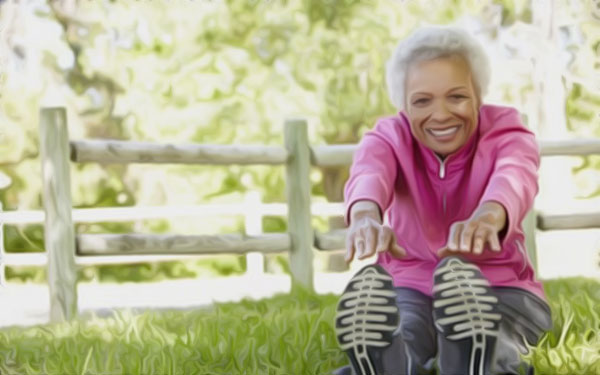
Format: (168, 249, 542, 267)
(39, 107, 78, 322)
(284, 119, 314, 291)
(523, 209, 538, 274)
(0, 201, 5, 287)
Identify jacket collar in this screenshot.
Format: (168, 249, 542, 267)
(399, 110, 481, 180)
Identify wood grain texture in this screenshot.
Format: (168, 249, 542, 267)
(314, 229, 346, 251)
(76, 233, 291, 255)
(71, 140, 288, 165)
(311, 145, 357, 167)
(39, 107, 78, 322)
(537, 212, 600, 230)
(539, 139, 600, 156)
(284, 119, 314, 290)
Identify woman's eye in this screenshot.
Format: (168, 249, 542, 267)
(413, 98, 429, 105)
(450, 94, 467, 100)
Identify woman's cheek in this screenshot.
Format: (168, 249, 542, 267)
(456, 101, 477, 118)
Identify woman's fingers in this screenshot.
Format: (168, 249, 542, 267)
(390, 242, 407, 258)
(487, 231, 501, 252)
(354, 226, 366, 258)
(449, 222, 462, 251)
(376, 228, 391, 253)
(439, 220, 503, 257)
(346, 224, 406, 263)
(345, 218, 411, 263)
(459, 222, 477, 252)
(472, 226, 488, 255)
(345, 233, 355, 263)
(359, 226, 377, 259)
(437, 223, 461, 257)
(378, 227, 406, 258)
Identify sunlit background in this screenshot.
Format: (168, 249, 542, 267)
(0, 1, 598, 372)
(0, 0, 600, 374)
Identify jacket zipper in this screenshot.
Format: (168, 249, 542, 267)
(434, 154, 448, 215)
(442, 194, 446, 215)
(434, 154, 447, 179)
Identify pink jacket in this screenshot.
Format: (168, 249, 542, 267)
(344, 104, 547, 302)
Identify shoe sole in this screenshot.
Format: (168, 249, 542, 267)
(433, 256, 502, 375)
(335, 264, 399, 375)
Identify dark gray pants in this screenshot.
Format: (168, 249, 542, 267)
(378, 286, 552, 375)
(335, 259, 553, 375)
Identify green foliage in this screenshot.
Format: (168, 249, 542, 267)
(5, 266, 46, 284)
(3, 224, 45, 253)
(0, 278, 597, 374)
(262, 216, 287, 233)
(523, 278, 600, 374)
(493, 0, 532, 25)
(0, 0, 490, 220)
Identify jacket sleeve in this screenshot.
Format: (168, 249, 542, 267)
(344, 123, 398, 226)
(479, 110, 540, 244)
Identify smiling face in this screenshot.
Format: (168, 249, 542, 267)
(404, 55, 480, 159)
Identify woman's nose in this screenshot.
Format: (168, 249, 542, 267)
(430, 101, 452, 122)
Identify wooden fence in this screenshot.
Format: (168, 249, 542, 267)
(0, 193, 348, 286)
(39, 107, 600, 322)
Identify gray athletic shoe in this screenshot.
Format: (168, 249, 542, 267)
(433, 256, 502, 375)
(335, 264, 399, 375)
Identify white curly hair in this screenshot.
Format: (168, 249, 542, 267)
(385, 25, 491, 111)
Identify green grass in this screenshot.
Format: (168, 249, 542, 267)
(525, 278, 600, 374)
(0, 278, 598, 374)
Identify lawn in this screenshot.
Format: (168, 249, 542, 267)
(0, 277, 598, 374)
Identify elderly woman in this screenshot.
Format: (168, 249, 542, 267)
(335, 26, 553, 375)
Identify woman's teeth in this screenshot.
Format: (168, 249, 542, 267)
(428, 126, 459, 137)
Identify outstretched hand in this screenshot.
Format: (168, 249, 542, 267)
(437, 201, 507, 258)
(345, 201, 406, 263)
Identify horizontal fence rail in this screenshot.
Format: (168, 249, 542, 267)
(311, 145, 357, 167)
(71, 139, 600, 167)
(1, 253, 224, 266)
(71, 140, 289, 165)
(539, 139, 600, 156)
(77, 233, 291, 256)
(314, 229, 347, 251)
(0, 202, 344, 224)
(537, 212, 600, 231)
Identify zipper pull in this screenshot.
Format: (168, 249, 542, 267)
(434, 153, 447, 179)
(439, 160, 446, 179)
